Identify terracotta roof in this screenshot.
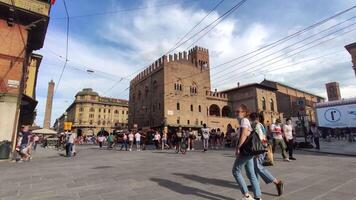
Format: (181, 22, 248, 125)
(221, 83, 277, 93)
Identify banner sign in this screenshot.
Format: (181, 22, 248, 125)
(316, 103, 356, 128)
(64, 122, 72, 131)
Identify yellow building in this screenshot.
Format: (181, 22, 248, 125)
(55, 88, 129, 136)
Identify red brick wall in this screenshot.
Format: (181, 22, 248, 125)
(0, 19, 28, 95)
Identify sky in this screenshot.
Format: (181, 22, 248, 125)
(34, 0, 356, 127)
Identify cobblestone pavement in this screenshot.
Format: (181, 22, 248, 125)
(1, 146, 356, 200)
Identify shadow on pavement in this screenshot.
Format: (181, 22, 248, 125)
(173, 173, 279, 197)
(150, 178, 234, 200)
(173, 173, 236, 189)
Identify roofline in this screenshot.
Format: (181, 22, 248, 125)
(221, 83, 277, 93)
(262, 79, 325, 99)
(345, 42, 356, 53)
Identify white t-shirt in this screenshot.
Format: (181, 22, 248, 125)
(271, 123, 283, 140)
(238, 118, 252, 136)
(128, 133, 134, 141)
(98, 136, 105, 142)
(201, 128, 210, 139)
(283, 124, 293, 140)
(154, 134, 161, 141)
(135, 133, 141, 142)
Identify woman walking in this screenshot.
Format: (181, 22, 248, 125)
(283, 118, 296, 160)
(232, 105, 262, 200)
(250, 112, 284, 196)
(162, 128, 169, 150)
(128, 131, 134, 151)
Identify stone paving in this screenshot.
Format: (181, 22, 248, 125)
(300, 140, 356, 156)
(1, 146, 356, 200)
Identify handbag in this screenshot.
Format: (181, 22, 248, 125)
(240, 130, 267, 156)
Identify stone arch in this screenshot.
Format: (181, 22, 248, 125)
(222, 106, 232, 117)
(209, 104, 220, 116)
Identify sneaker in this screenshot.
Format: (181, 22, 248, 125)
(240, 195, 254, 200)
(276, 180, 284, 196)
(283, 158, 290, 162)
(289, 157, 296, 160)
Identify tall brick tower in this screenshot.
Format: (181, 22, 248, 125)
(325, 82, 341, 101)
(345, 42, 356, 78)
(43, 80, 55, 129)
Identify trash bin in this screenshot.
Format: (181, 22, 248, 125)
(0, 141, 11, 160)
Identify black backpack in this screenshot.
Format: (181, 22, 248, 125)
(240, 129, 267, 156)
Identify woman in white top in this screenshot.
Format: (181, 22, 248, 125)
(128, 132, 134, 151)
(283, 118, 296, 160)
(251, 112, 284, 196)
(232, 105, 262, 200)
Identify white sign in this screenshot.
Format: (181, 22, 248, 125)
(7, 80, 19, 88)
(167, 110, 174, 116)
(316, 103, 356, 128)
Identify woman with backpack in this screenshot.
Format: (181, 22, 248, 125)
(250, 112, 284, 196)
(232, 105, 262, 200)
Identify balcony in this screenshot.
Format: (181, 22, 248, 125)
(0, 0, 52, 50)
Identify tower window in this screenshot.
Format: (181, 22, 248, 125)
(191, 105, 193, 111)
(177, 102, 180, 110)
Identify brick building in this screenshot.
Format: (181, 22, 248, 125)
(345, 42, 356, 78)
(0, 0, 52, 152)
(222, 83, 282, 125)
(261, 79, 325, 123)
(325, 82, 341, 101)
(129, 47, 238, 132)
(55, 88, 129, 136)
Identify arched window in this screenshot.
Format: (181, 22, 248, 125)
(198, 105, 201, 112)
(114, 110, 118, 114)
(209, 104, 220, 116)
(152, 80, 157, 89)
(190, 82, 197, 94)
(138, 90, 142, 100)
(177, 102, 180, 110)
(270, 99, 274, 111)
(190, 105, 193, 111)
(145, 86, 149, 97)
(174, 80, 182, 91)
(262, 97, 266, 111)
(222, 106, 232, 117)
(89, 107, 95, 112)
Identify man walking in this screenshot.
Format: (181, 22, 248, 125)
(271, 119, 289, 162)
(135, 131, 141, 151)
(283, 118, 296, 160)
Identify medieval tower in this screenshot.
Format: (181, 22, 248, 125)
(43, 80, 55, 129)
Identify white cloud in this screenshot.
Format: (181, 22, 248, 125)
(34, 0, 356, 126)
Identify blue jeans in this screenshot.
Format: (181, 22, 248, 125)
(254, 154, 275, 184)
(232, 155, 262, 198)
(65, 143, 73, 157)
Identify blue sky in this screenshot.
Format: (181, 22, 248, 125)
(34, 0, 356, 126)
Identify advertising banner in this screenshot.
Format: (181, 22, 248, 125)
(316, 104, 356, 128)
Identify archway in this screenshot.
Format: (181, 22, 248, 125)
(222, 106, 232, 117)
(209, 104, 220, 116)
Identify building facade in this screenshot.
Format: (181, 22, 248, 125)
(222, 84, 282, 125)
(261, 79, 325, 123)
(0, 0, 52, 152)
(55, 88, 129, 136)
(129, 47, 238, 132)
(345, 42, 356, 78)
(325, 82, 341, 101)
